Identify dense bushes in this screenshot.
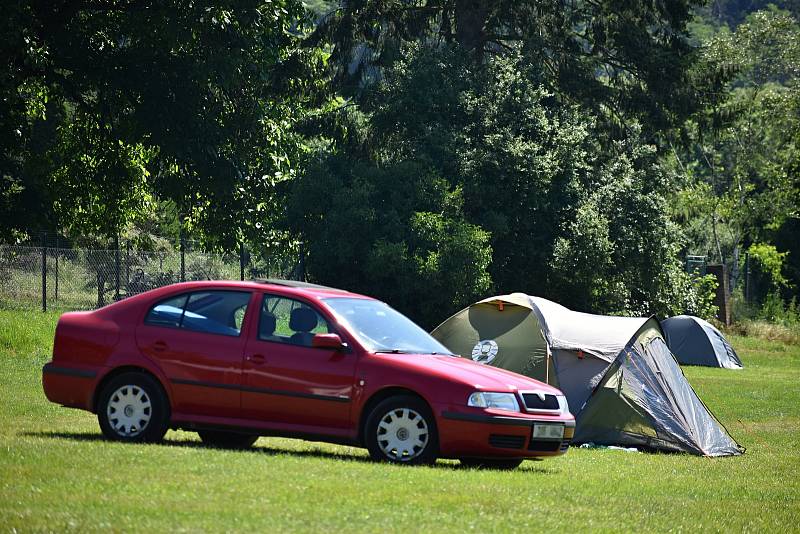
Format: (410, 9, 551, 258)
(287, 154, 491, 328)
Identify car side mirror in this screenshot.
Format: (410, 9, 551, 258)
(312, 333, 346, 350)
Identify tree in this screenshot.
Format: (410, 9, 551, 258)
(313, 0, 703, 137)
(698, 0, 800, 28)
(0, 0, 323, 247)
(286, 149, 492, 329)
(290, 45, 708, 320)
(672, 8, 800, 292)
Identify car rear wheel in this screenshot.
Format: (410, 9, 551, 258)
(97, 372, 170, 443)
(198, 430, 258, 449)
(365, 395, 438, 465)
(459, 458, 524, 470)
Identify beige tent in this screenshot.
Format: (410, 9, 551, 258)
(432, 293, 743, 456)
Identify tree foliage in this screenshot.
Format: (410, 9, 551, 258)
(287, 148, 492, 328)
(0, 0, 322, 247)
(698, 0, 800, 28)
(290, 46, 707, 321)
(3, 1, 796, 324)
(314, 0, 703, 136)
(672, 8, 800, 293)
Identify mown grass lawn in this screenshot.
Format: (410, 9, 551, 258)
(1, 310, 798, 532)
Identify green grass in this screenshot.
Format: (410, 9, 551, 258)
(1, 310, 799, 532)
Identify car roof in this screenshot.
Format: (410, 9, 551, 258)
(131, 279, 373, 302)
(253, 278, 344, 291)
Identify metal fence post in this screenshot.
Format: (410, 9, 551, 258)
(299, 242, 306, 282)
(114, 234, 120, 301)
(125, 241, 130, 295)
(240, 242, 245, 281)
(744, 252, 750, 303)
(54, 235, 59, 302)
(41, 232, 47, 312)
(180, 234, 186, 282)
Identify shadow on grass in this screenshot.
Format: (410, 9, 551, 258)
(23, 431, 554, 473)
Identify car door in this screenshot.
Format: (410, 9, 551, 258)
(241, 293, 357, 430)
(136, 289, 255, 418)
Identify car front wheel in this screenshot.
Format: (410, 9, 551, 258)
(198, 430, 258, 449)
(365, 395, 438, 465)
(97, 372, 170, 443)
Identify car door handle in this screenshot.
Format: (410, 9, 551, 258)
(247, 354, 266, 365)
(152, 341, 168, 353)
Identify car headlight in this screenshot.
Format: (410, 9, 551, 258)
(467, 392, 520, 412)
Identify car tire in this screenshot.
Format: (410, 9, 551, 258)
(198, 430, 258, 449)
(365, 395, 438, 465)
(97, 372, 170, 443)
(459, 458, 524, 470)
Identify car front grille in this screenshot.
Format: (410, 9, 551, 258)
(521, 393, 560, 411)
(488, 434, 526, 449)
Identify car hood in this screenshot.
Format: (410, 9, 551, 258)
(373, 352, 562, 394)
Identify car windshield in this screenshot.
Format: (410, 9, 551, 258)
(323, 298, 454, 355)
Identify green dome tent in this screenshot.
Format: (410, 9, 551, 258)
(662, 315, 743, 369)
(431, 294, 743, 456)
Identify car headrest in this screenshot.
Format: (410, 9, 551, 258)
(260, 312, 277, 337)
(289, 307, 317, 333)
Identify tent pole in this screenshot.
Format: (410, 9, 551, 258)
(546, 350, 550, 384)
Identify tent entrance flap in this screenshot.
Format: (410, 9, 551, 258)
(550, 349, 609, 414)
(575, 325, 743, 457)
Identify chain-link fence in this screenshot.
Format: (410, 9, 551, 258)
(0, 236, 304, 311)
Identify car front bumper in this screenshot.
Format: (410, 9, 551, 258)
(435, 407, 576, 459)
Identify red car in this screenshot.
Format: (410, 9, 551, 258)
(42, 280, 574, 468)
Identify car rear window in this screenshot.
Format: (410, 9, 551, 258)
(144, 290, 251, 337)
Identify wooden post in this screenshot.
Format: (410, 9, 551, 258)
(707, 264, 731, 325)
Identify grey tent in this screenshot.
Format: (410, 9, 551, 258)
(662, 315, 743, 369)
(432, 294, 743, 456)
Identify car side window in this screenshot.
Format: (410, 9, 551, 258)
(144, 291, 251, 337)
(259, 295, 332, 346)
(145, 294, 189, 328)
